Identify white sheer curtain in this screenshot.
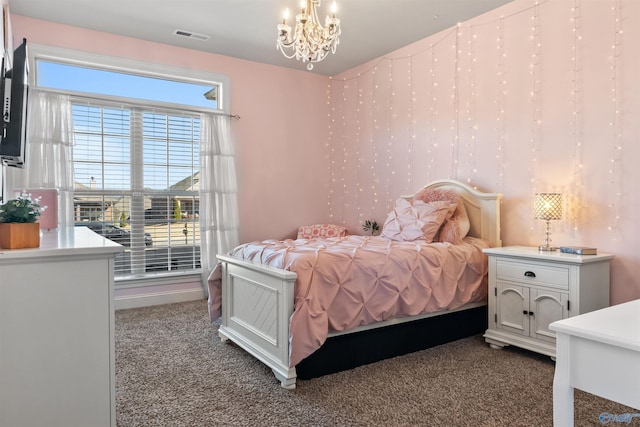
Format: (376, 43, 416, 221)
(199, 114, 239, 289)
(5, 90, 75, 228)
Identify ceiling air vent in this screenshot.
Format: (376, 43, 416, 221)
(173, 29, 210, 41)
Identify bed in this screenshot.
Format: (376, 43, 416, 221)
(208, 179, 502, 389)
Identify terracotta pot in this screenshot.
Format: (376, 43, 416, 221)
(0, 222, 40, 249)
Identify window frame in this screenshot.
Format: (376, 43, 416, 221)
(30, 44, 230, 288)
(28, 43, 230, 113)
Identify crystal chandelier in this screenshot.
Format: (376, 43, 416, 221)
(277, 0, 341, 70)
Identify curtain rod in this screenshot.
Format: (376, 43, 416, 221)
(31, 86, 241, 120)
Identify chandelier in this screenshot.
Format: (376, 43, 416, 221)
(276, 0, 341, 70)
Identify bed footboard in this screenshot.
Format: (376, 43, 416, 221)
(217, 254, 298, 389)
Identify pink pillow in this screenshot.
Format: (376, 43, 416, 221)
(412, 188, 470, 244)
(297, 224, 347, 239)
(381, 199, 453, 242)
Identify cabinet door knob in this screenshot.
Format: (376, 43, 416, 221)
(529, 311, 534, 316)
(524, 271, 536, 278)
(523, 310, 528, 315)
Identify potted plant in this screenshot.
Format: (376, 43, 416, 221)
(0, 193, 47, 249)
(362, 219, 380, 236)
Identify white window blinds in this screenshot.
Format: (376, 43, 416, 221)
(72, 100, 201, 279)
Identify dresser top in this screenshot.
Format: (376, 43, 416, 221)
(483, 245, 614, 264)
(0, 227, 123, 260)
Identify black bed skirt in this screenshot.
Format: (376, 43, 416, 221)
(295, 305, 488, 380)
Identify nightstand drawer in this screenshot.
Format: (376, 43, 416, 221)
(496, 259, 569, 289)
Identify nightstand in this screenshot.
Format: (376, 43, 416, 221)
(482, 246, 613, 358)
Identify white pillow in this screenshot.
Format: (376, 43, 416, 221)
(381, 199, 453, 242)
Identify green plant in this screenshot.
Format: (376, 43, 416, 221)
(362, 219, 379, 236)
(0, 193, 46, 223)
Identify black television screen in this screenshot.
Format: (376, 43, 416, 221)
(0, 38, 29, 168)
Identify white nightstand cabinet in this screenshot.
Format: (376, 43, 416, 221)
(482, 246, 613, 358)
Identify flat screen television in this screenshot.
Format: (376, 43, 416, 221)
(0, 38, 29, 168)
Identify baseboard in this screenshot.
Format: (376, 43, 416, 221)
(114, 288, 205, 310)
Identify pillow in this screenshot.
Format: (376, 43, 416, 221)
(381, 199, 453, 242)
(412, 188, 471, 244)
(297, 224, 347, 239)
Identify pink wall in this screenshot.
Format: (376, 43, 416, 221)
(12, 0, 640, 305)
(328, 0, 640, 304)
(11, 15, 331, 244)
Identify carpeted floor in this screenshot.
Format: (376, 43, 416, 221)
(115, 299, 637, 426)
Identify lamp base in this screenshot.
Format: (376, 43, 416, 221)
(539, 219, 557, 252)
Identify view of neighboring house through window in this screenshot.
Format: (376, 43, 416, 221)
(36, 60, 222, 280)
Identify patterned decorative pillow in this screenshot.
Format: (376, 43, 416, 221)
(412, 188, 470, 244)
(297, 224, 347, 239)
(381, 199, 453, 242)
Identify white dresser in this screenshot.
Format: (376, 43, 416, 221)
(0, 227, 123, 427)
(482, 246, 613, 358)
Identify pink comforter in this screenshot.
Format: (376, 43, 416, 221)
(208, 235, 490, 367)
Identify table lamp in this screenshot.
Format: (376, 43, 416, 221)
(534, 192, 562, 251)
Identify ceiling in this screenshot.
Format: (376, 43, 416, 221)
(9, 0, 513, 76)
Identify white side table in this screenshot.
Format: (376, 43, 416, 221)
(483, 246, 613, 358)
(550, 299, 640, 426)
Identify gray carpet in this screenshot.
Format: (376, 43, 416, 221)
(115, 299, 636, 426)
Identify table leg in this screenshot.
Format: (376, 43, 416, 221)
(553, 333, 574, 427)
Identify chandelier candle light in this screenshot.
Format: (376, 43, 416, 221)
(534, 193, 563, 251)
(277, 0, 341, 70)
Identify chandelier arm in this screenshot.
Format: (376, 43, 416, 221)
(309, 0, 320, 28)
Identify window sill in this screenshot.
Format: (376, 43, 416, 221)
(115, 269, 203, 289)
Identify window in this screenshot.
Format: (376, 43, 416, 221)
(37, 61, 219, 109)
(34, 51, 228, 282)
(72, 102, 201, 277)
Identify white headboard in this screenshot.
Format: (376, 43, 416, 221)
(409, 179, 502, 247)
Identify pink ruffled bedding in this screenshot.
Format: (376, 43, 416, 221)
(208, 235, 490, 367)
